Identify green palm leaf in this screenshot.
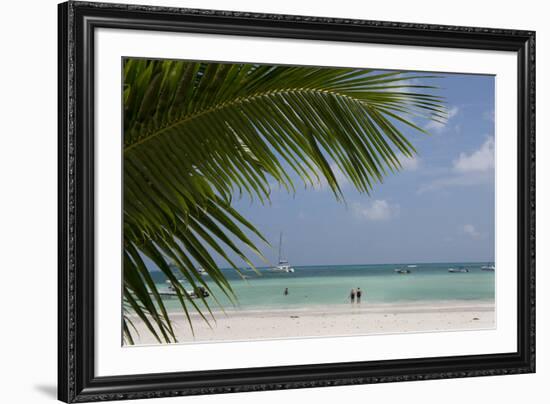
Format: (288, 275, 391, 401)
(122, 59, 446, 344)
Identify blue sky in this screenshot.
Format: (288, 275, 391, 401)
(224, 72, 496, 267)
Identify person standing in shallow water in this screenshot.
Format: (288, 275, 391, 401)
(283, 287, 288, 296)
(356, 288, 362, 304)
(350, 288, 356, 304)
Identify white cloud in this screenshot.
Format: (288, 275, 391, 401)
(395, 152, 420, 171)
(417, 137, 495, 194)
(417, 173, 491, 193)
(484, 109, 495, 122)
(453, 137, 494, 173)
(462, 224, 483, 239)
(377, 77, 422, 92)
(424, 105, 459, 133)
(398, 78, 421, 87)
(352, 200, 399, 221)
(449, 105, 460, 118)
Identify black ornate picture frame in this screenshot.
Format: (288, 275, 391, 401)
(58, 1, 535, 402)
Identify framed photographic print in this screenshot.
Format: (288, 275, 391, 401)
(58, 1, 535, 402)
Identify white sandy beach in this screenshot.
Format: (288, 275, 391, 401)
(128, 300, 495, 345)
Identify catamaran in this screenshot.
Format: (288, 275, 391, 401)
(270, 232, 295, 273)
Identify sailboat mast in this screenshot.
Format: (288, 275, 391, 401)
(278, 232, 283, 263)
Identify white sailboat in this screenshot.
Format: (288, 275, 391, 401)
(270, 232, 295, 273)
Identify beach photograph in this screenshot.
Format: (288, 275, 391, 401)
(122, 58, 495, 345)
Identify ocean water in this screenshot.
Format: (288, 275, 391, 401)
(153, 262, 495, 313)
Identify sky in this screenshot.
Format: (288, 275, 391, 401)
(221, 71, 496, 267)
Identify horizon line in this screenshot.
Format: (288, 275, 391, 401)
(149, 260, 495, 272)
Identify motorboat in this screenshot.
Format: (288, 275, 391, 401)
(163, 280, 210, 299)
(448, 267, 469, 273)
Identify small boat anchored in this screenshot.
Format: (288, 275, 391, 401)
(162, 280, 210, 299)
(394, 268, 411, 274)
(270, 232, 295, 273)
(481, 263, 495, 271)
(169, 263, 208, 276)
(448, 267, 469, 273)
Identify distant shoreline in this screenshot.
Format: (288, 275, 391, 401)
(128, 300, 495, 345)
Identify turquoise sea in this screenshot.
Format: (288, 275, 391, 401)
(151, 262, 495, 312)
